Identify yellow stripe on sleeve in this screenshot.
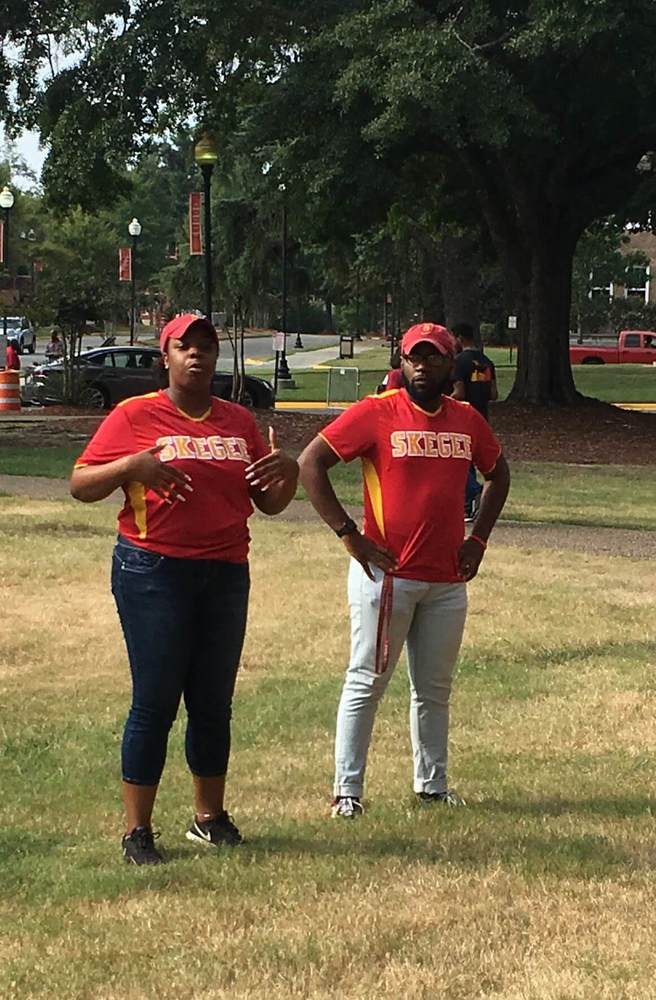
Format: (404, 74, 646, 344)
(318, 432, 345, 461)
(367, 388, 401, 400)
(117, 392, 159, 408)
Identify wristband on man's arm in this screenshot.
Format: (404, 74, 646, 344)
(335, 517, 358, 538)
(469, 534, 488, 551)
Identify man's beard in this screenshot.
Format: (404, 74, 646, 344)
(403, 371, 451, 405)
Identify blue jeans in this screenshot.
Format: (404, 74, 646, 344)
(111, 536, 250, 786)
(465, 464, 481, 504)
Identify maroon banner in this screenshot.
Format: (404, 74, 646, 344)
(189, 192, 203, 255)
(0, 220, 3, 265)
(118, 246, 132, 282)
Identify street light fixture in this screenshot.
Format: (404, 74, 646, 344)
(0, 185, 15, 339)
(194, 131, 219, 320)
(276, 181, 294, 383)
(128, 217, 142, 346)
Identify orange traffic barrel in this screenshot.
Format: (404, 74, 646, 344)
(0, 370, 21, 412)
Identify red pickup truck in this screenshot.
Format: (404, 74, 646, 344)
(570, 330, 656, 365)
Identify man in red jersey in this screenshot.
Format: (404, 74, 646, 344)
(299, 322, 510, 818)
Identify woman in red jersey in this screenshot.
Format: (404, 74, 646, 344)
(70, 314, 298, 865)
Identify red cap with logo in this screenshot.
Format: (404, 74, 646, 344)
(159, 313, 218, 353)
(401, 323, 456, 358)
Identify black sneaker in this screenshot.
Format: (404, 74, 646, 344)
(186, 810, 243, 848)
(122, 826, 164, 866)
(416, 790, 466, 807)
(331, 795, 364, 819)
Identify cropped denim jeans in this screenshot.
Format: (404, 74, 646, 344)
(111, 535, 250, 786)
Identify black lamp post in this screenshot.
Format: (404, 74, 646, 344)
(0, 185, 15, 339)
(277, 183, 293, 380)
(128, 217, 142, 345)
(290, 201, 303, 350)
(194, 132, 219, 320)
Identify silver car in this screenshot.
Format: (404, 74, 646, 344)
(5, 316, 36, 354)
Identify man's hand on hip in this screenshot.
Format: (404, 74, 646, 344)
(457, 536, 486, 581)
(342, 532, 396, 580)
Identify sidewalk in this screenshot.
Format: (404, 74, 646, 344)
(219, 338, 379, 373)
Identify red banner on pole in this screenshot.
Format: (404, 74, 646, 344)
(189, 192, 203, 255)
(118, 247, 132, 281)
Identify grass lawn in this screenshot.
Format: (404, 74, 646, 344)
(282, 348, 656, 403)
(495, 363, 656, 403)
(1, 446, 654, 532)
(0, 499, 655, 997)
(313, 460, 656, 532)
(0, 444, 81, 478)
(278, 367, 384, 401)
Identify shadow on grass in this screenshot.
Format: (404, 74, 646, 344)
(251, 822, 646, 878)
(529, 638, 656, 668)
(1, 805, 653, 909)
(461, 638, 656, 677)
(479, 794, 653, 818)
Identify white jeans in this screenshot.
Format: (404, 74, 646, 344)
(334, 560, 468, 798)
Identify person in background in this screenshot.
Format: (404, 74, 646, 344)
(451, 323, 498, 522)
(5, 339, 20, 370)
(377, 349, 404, 393)
(45, 329, 64, 362)
(70, 314, 299, 865)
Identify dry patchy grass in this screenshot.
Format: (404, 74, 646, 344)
(1, 496, 655, 999)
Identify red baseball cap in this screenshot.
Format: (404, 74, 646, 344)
(159, 313, 218, 353)
(401, 323, 456, 358)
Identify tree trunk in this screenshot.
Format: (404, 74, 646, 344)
(441, 232, 481, 335)
(508, 233, 580, 405)
(458, 149, 585, 405)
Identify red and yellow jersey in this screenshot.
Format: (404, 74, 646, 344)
(320, 390, 502, 582)
(76, 390, 268, 560)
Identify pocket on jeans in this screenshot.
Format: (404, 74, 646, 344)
(114, 544, 164, 575)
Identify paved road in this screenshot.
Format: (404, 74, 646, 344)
(21, 333, 117, 369)
(215, 334, 339, 372)
(21, 331, 357, 373)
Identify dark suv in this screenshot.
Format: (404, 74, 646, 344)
(24, 346, 275, 409)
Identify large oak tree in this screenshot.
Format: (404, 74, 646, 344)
(5, 0, 656, 402)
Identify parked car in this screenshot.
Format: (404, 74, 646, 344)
(569, 330, 656, 365)
(23, 346, 276, 409)
(5, 316, 36, 354)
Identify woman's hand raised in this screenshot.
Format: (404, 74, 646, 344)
(245, 427, 299, 491)
(128, 446, 194, 505)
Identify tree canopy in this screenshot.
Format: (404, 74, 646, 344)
(4, 1, 656, 402)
